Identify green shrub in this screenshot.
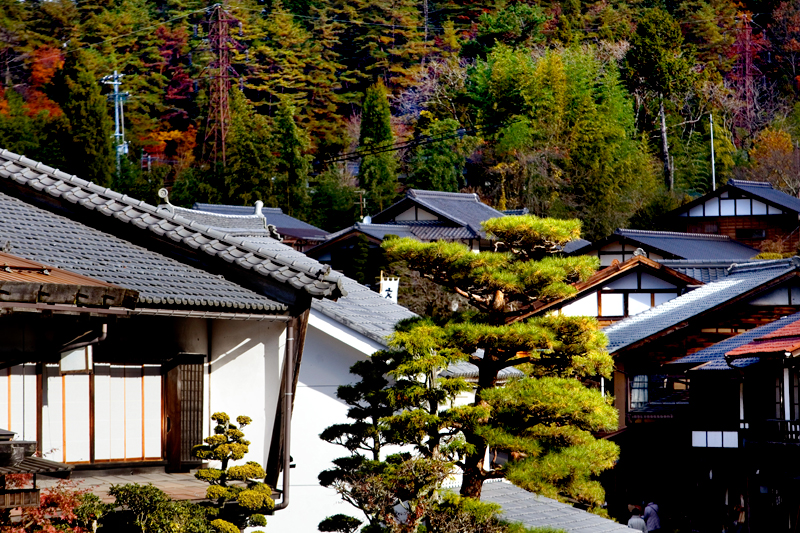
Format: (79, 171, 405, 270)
(210, 518, 240, 533)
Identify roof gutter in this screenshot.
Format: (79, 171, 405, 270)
(273, 321, 295, 510)
(129, 308, 291, 321)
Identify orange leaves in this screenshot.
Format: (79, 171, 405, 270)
(30, 46, 64, 87)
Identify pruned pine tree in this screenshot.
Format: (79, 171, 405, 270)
(382, 215, 619, 509)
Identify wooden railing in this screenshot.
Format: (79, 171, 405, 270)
(0, 488, 40, 509)
(741, 419, 800, 444)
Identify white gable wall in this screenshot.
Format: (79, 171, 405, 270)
(266, 310, 383, 531)
(208, 318, 286, 468)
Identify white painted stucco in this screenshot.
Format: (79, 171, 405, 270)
(207, 319, 287, 467)
(266, 310, 383, 531)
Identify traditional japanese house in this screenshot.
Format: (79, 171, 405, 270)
(665, 179, 800, 252)
(570, 228, 759, 266)
(307, 189, 506, 284)
(599, 258, 800, 526)
(532, 255, 701, 326)
(667, 312, 800, 532)
(0, 149, 345, 499)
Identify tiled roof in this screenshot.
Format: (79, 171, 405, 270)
(502, 208, 529, 216)
(311, 276, 416, 345)
(726, 319, 800, 357)
(612, 229, 759, 260)
(670, 312, 800, 370)
(440, 355, 525, 381)
(372, 189, 504, 235)
(0, 149, 345, 300)
(655, 259, 761, 283)
(480, 480, 631, 533)
(185, 203, 328, 240)
(562, 238, 590, 254)
(0, 192, 287, 311)
(728, 179, 800, 214)
(604, 259, 800, 354)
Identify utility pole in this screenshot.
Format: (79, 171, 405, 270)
(710, 114, 716, 191)
(101, 70, 129, 177)
(202, 2, 242, 167)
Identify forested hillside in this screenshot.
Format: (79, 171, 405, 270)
(1, 0, 798, 239)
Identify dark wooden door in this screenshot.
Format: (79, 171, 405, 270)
(165, 361, 204, 472)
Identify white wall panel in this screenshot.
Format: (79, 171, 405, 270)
(143, 365, 161, 458)
(109, 366, 126, 459)
(721, 200, 735, 215)
(641, 273, 676, 289)
(654, 293, 678, 306)
(629, 293, 651, 315)
(125, 367, 143, 459)
(752, 200, 767, 215)
(705, 197, 719, 216)
(42, 364, 63, 461)
(605, 274, 637, 289)
(63, 374, 90, 462)
(769, 205, 783, 215)
(94, 364, 111, 461)
(689, 205, 704, 217)
(561, 293, 598, 317)
(600, 293, 624, 316)
(736, 199, 751, 215)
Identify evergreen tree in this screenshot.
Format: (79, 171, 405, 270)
(359, 80, 398, 212)
(381, 215, 618, 505)
(273, 96, 311, 219)
(407, 117, 474, 192)
(224, 88, 274, 205)
(625, 8, 695, 190)
(53, 49, 114, 186)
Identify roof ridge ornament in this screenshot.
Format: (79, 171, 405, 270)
(157, 188, 174, 215)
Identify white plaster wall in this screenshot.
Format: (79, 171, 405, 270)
(265, 310, 383, 531)
(207, 319, 286, 467)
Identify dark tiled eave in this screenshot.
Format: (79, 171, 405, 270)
(0, 150, 345, 300)
(0, 456, 72, 475)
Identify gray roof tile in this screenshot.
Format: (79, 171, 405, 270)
(670, 311, 800, 370)
(0, 149, 345, 300)
(311, 276, 417, 345)
(480, 481, 631, 533)
(728, 179, 800, 214)
(181, 204, 328, 240)
(605, 259, 799, 354)
(0, 193, 286, 311)
(372, 189, 503, 236)
(613, 229, 759, 260)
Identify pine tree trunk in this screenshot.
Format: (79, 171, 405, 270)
(659, 97, 673, 190)
(460, 450, 485, 498)
(459, 353, 499, 499)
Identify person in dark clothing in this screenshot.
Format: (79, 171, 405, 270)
(643, 501, 660, 533)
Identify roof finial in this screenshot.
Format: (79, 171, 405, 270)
(157, 188, 174, 215)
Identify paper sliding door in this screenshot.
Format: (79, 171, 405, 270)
(40, 363, 162, 464)
(0, 364, 38, 441)
(94, 364, 162, 461)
